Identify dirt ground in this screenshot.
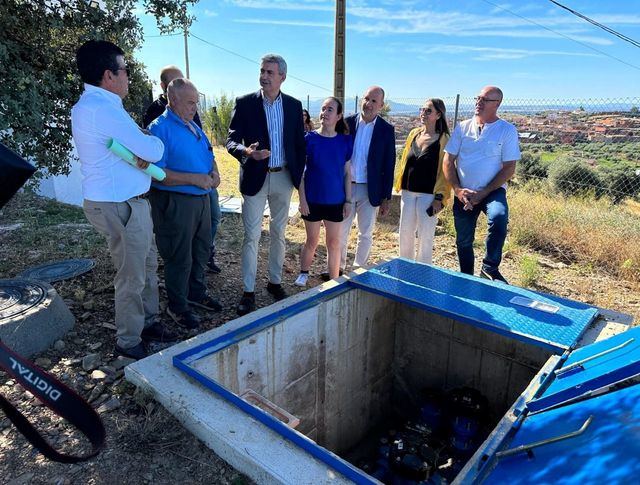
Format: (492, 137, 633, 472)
(1, 192, 638, 484)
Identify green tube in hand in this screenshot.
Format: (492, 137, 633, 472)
(107, 139, 166, 181)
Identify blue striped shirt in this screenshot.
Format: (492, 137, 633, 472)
(262, 91, 285, 168)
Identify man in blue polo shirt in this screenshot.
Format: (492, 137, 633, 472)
(148, 78, 222, 329)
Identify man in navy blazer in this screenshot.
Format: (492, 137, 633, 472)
(226, 54, 305, 315)
(340, 86, 396, 271)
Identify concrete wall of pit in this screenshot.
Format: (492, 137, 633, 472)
(191, 289, 553, 456)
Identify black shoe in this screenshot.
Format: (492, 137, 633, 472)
(167, 308, 201, 329)
(207, 253, 221, 274)
(237, 294, 256, 316)
(115, 342, 148, 360)
(480, 268, 509, 284)
(141, 321, 178, 342)
(188, 294, 222, 312)
(320, 270, 344, 282)
(266, 282, 287, 301)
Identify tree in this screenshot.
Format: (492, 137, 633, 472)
(0, 0, 197, 177)
(202, 93, 235, 146)
(602, 167, 640, 204)
(516, 152, 549, 182)
(548, 156, 604, 198)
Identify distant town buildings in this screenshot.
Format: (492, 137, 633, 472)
(389, 110, 640, 147)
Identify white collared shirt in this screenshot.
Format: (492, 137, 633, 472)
(261, 91, 285, 168)
(71, 84, 164, 202)
(350, 114, 377, 183)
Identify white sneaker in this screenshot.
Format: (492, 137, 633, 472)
(294, 273, 309, 287)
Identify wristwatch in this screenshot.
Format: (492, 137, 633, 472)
(434, 193, 444, 201)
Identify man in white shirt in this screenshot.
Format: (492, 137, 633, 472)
(72, 40, 176, 360)
(339, 86, 396, 273)
(443, 85, 521, 284)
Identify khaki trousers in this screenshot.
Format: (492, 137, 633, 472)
(241, 170, 294, 292)
(83, 198, 159, 349)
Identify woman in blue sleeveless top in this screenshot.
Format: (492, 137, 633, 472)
(295, 97, 353, 287)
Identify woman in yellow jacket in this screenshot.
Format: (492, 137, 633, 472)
(393, 98, 452, 264)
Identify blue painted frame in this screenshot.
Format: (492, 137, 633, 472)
(172, 260, 599, 483)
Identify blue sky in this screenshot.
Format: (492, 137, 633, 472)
(136, 0, 640, 102)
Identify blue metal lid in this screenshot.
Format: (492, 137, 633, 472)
(527, 327, 640, 413)
(482, 382, 640, 484)
(350, 259, 599, 352)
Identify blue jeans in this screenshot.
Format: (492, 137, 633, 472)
(453, 187, 508, 275)
(209, 188, 221, 251)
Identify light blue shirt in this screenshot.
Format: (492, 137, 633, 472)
(262, 91, 285, 168)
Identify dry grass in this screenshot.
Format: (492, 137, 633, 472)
(214, 147, 240, 198)
(214, 146, 300, 202)
(508, 188, 640, 281)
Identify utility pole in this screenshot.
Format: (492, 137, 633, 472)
(183, 26, 190, 78)
(334, 0, 346, 106)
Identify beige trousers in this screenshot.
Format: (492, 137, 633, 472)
(340, 183, 379, 270)
(83, 198, 159, 349)
(241, 170, 294, 292)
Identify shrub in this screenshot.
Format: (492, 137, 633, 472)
(203, 93, 235, 146)
(601, 168, 640, 204)
(519, 255, 540, 287)
(517, 152, 549, 181)
(548, 157, 604, 198)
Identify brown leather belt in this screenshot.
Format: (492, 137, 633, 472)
(268, 167, 283, 173)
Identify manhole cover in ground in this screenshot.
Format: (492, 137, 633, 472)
(0, 279, 48, 319)
(18, 258, 95, 283)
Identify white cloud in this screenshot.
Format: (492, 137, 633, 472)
(234, 18, 333, 28)
(203, 9, 219, 17)
(228, 0, 640, 48)
(393, 43, 598, 62)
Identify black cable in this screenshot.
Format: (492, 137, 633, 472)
(479, 0, 640, 71)
(189, 33, 332, 92)
(548, 0, 640, 48)
(145, 33, 183, 38)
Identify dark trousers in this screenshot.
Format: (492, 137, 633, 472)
(149, 189, 212, 313)
(453, 187, 509, 275)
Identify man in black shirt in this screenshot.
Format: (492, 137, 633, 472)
(143, 66, 223, 274)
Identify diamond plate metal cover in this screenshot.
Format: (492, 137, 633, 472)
(350, 259, 598, 352)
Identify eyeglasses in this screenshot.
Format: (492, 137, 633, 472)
(474, 96, 500, 104)
(419, 107, 435, 115)
(112, 66, 131, 77)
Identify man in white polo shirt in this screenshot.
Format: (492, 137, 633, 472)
(72, 40, 176, 360)
(443, 85, 520, 284)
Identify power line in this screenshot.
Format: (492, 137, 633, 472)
(479, 0, 640, 71)
(189, 33, 332, 92)
(145, 33, 183, 38)
(548, 0, 640, 49)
